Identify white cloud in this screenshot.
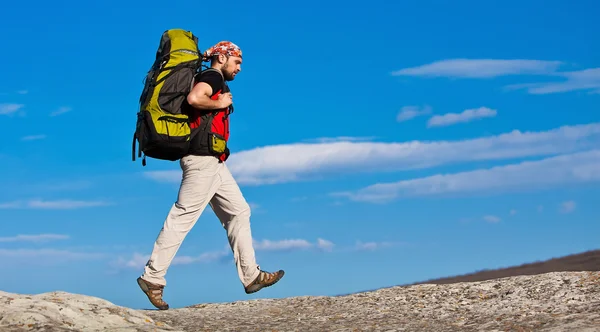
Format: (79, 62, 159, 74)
(114, 253, 149, 269)
(50, 106, 71, 116)
(171, 249, 230, 265)
(290, 196, 308, 202)
(505, 67, 600, 94)
(253, 238, 334, 252)
(0, 234, 69, 243)
(483, 215, 501, 223)
(0, 249, 104, 263)
(333, 150, 600, 203)
(145, 122, 600, 186)
(0, 103, 24, 115)
(28, 180, 93, 192)
(142, 171, 179, 183)
(396, 105, 432, 122)
(113, 248, 230, 270)
(21, 134, 47, 141)
(29, 199, 110, 209)
(355, 241, 396, 251)
(0, 199, 111, 210)
(427, 107, 497, 127)
(392, 58, 600, 95)
(112, 238, 334, 270)
(317, 238, 335, 252)
(392, 59, 562, 78)
(302, 136, 377, 144)
(0, 201, 22, 209)
(253, 239, 311, 251)
(560, 200, 576, 213)
(510, 209, 518, 216)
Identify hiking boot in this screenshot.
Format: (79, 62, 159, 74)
(244, 269, 285, 294)
(137, 277, 169, 310)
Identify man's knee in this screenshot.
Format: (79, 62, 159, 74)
(231, 202, 251, 220)
(220, 203, 251, 229)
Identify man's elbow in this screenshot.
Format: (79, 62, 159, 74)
(186, 94, 198, 107)
(187, 83, 212, 108)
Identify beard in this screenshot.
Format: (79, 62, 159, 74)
(222, 67, 236, 81)
(224, 72, 235, 81)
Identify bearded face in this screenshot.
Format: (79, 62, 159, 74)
(221, 55, 242, 81)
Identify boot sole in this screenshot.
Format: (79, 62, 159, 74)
(137, 277, 169, 310)
(245, 271, 285, 294)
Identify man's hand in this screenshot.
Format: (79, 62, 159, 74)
(217, 92, 232, 108)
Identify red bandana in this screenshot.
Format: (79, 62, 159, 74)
(203, 41, 242, 61)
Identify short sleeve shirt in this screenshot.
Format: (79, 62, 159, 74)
(196, 69, 227, 97)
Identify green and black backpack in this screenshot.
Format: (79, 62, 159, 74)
(132, 29, 203, 166)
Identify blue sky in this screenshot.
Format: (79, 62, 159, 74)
(1, 0, 599, 309)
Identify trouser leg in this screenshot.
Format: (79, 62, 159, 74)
(141, 155, 221, 286)
(210, 162, 260, 287)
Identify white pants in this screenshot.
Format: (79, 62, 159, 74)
(141, 155, 260, 287)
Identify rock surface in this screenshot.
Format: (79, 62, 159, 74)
(0, 290, 178, 331)
(2, 271, 600, 331)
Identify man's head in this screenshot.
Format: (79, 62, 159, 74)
(203, 41, 243, 81)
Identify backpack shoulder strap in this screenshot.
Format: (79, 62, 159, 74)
(197, 67, 233, 113)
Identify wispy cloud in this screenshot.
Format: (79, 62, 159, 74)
(317, 238, 335, 252)
(290, 196, 308, 202)
(112, 248, 230, 270)
(392, 58, 600, 95)
(112, 253, 150, 269)
(145, 122, 600, 186)
(333, 150, 600, 203)
(253, 238, 334, 252)
(248, 202, 260, 211)
(27, 180, 93, 192)
(50, 106, 72, 117)
(483, 215, 501, 223)
(392, 59, 562, 78)
(0, 234, 70, 243)
(506, 67, 600, 94)
(302, 136, 377, 144)
(0, 201, 22, 209)
(113, 238, 334, 270)
(253, 239, 311, 251)
(112, 248, 231, 269)
(0, 249, 104, 264)
(0, 199, 111, 210)
(560, 200, 576, 213)
(427, 107, 497, 127)
(21, 134, 47, 141)
(355, 241, 397, 251)
(396, 105, 432, 122)
(0, 103, 24, 115)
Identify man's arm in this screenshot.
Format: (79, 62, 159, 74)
(187, 82, 229, 110)
(187, 71, 231, 110)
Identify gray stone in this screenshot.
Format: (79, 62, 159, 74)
(0, 290, 180, 331)
(2, 271, 599, 331)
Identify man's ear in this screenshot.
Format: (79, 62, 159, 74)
(217, 54, 228, 64)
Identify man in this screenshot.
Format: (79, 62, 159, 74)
(136, 41, 284, 310)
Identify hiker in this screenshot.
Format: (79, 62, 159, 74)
(136, 41, 284, 310)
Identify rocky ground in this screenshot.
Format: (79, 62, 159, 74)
(1, 271, 599, 331)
